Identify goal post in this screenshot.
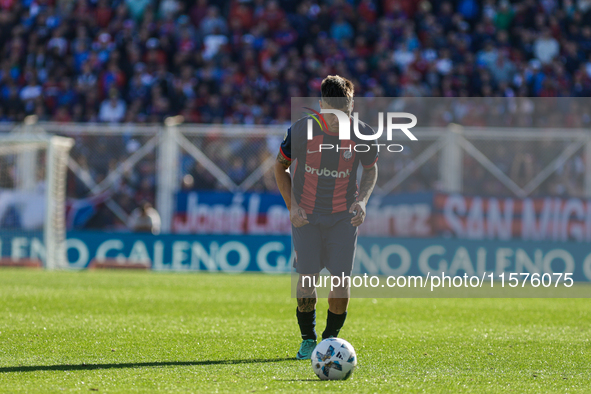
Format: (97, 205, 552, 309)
(0, 133, 74, 270)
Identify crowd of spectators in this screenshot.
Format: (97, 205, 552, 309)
(1, 0, 591, 123)
(1, 0, 591, 229)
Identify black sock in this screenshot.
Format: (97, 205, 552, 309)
(322, 310, 347, 339)
(296, 308, 317, 341)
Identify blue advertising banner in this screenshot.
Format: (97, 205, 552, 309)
(172, 191, 291, 235)
(352, 238, 591, 282)
(0, 231, 292, 273)
(1, 231, 591, 281)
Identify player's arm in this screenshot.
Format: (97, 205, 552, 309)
(350, 125, 379, 226)
(274, 133, 308, 227)
(358, 164, 378, 204)
(350, 160, 378, 226)
(274, 151, 292, 208)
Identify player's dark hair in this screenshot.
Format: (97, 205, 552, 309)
(321, 75, 354, 110)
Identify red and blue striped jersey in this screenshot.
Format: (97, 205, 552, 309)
(279, 116, 378, 215)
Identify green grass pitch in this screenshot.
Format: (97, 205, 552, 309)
(0, 269, 589, 393)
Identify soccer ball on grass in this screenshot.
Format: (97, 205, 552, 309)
(311, 338, 357, 380)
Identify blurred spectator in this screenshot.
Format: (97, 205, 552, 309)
(494, 0, 514, 31)
(181, 174, 194, 190)
(125, 0, 151, 22)
(0, 160, 14, 188)
(534, 29, 559, 64)
(202, 27, 228, 60)
(190, 0, 209, 26)
(159, 0, 181, 20)
(20, 77, 42, 113)
(228, 157, 246, 184)
(200, 6, 227, 36)
(330, 14, 354, 42)
(128, 201, 161, 234)
(510, 152, 535, 187)
(99, 89, 126, 122)
(489, 52, 515, 84)
(190, 162, 216, 190)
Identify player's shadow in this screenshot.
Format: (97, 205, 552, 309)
(0, 357, 297, 373)
(275, 378, 318, 381)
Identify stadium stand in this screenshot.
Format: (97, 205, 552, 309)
(1, 0, 590, 229)
(1, 0, 590, 124)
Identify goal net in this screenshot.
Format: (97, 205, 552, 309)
(0, 133, 74, 269)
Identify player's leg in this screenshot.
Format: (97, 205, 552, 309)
(296, 273, 319, 359)
(328, 286, 349, 314)
(322, 211, 357, 339)
(324, 279, 350, 339)
(297, 273, 318, 333)
(292, 219, 323, 359)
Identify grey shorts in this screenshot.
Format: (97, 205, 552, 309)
(292, 211, 358, 276)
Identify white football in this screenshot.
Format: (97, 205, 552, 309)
(311, 338, 357, 380)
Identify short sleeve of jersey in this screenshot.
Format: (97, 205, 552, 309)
(359, 132, 379, 168)
(279, 127, 292, 162)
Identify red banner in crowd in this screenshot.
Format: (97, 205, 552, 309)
(434, 194, 591, 242)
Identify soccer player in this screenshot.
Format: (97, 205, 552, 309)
(274, 75, 378, 359)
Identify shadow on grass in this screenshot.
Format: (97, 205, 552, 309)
(0, 357, 297, 373)
(275, 378, 318, 382)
